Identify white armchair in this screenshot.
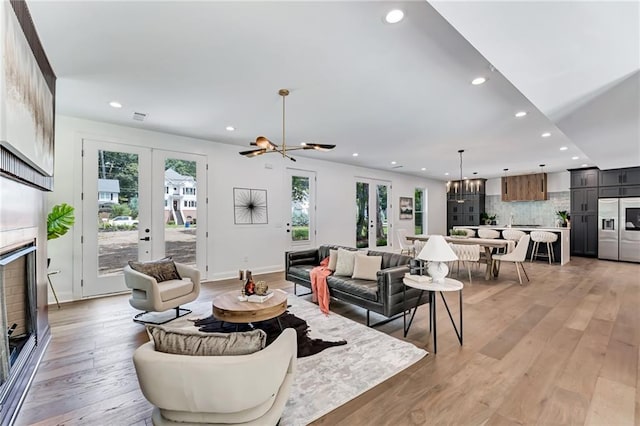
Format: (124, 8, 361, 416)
(133, 328, 297, 425)
(124, 262, 200, 324)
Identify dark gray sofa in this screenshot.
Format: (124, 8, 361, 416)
(285, 245, 429, 327)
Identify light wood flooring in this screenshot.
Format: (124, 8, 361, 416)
(15, 257, 640, 425)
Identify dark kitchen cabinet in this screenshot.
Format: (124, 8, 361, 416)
(447, 179, 486, 230)
(571, 188, 598, 215)
(570, 214, 598, 257)
(569, 168, 599, 257)
(570, 168, 599, 188)
(599, 185, 640, 198)
(599, 167, 640, 187)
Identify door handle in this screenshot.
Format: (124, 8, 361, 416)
(140, 237, 150, 241)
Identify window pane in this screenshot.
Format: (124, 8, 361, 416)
(356, 182, 369, 248)
(376, 184, 388, 246)
(415, 188, 423, 234)
(291, 176, 310, 241)
(97, 150, 139, 276)
(164, 159, 197, 266)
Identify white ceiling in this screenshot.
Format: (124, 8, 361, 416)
(26, 1, 638, 180)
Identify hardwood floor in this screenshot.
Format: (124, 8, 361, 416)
(15, 257, 640, 425)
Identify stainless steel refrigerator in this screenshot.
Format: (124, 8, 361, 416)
(598, 197, 640, 262)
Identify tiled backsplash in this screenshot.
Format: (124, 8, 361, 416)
(485, 191, 570, 227)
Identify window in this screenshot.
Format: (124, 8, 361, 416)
(415, 188, 425, 234)
(184, 200, 187, 207)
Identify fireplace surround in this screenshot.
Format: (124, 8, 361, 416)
(0, 0, 56, 422)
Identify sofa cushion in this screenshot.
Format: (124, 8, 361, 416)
(328, 249, 339, 271)
(327, 276, 378, 301)
(288, 264, 315, 282)
(368, 250, 412, 269)
(129, 257, 182, 283)
(158, 279, 195, 302)
(334, 248, 357, 277)
(146, 325, 266, 356)
(352, 254, 381, 281)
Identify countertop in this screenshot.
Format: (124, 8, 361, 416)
(457, 225, 571, 233)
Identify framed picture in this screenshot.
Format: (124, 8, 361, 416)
(1, 1, 56, 188)
(234, 188, 268, 224)
(399, 197, 413, 220)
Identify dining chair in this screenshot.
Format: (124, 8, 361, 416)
(396, 229, 416, 256)
(491, 234, 530, 285)
(449, 243, 480, 283)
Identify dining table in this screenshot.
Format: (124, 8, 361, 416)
(406, 234, 515, 280)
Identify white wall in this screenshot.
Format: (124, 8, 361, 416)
(485, 171, 570, 195)
(47, 115, 447, 303)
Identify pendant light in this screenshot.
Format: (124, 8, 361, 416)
(457, 149, 465, 204)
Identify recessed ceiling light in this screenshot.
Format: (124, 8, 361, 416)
(581, 164, 588, 167)
(225, 126, 235, 131)
(421, 167, 426, 171)
(571, 156, 579, 160)
(541, 132, 551, 138)
(471, 77, 487, 86)
(463, 176, 468, 180)
(560, 146, 568, 151)
(391, 161, 397, 165)
(109, 101, 122, 108)
(352, 153, 359, 157)
(385, 9, 404, 24)
(444, 172, 449, 176)
(515, 111, 527, 118)
(300, 142, 307, 146)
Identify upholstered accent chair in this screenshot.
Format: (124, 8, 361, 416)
(133, 328, 297, 425)
(124, 262, 200, 324)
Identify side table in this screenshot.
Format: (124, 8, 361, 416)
(403, 276, 463, 353)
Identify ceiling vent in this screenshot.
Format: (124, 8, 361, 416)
(391, 165, 403, 169)
(132, 112, 147, 122)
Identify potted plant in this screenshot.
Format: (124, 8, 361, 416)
(47, 203, 75, 267)
(556, 210, 569, 227)
(480, 212, 490, 225)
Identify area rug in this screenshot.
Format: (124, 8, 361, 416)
(175, 295, 427, 425)
(193, 312, 348, 357)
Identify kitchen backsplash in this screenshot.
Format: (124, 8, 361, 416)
(485, 191, 570, 227)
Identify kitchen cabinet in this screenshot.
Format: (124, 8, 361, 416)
(571, 188, 598, 215)
(570, 214, 598, 257)
(501, 173, 547, 201)
(570, 168, 599, 188)
(446, 179, 486, 229)
(569, 168, 599, 257)
(599, 167, 640, 187)
(599, 185, 640, 198)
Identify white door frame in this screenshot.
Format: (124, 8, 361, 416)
(355, 177, 391, 249)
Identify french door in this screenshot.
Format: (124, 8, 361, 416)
(82, 140, 207, 297)
(355, 178, 390, 249)
(286, 169, 316, 250)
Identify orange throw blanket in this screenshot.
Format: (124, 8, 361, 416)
(310, 257, 332, 315)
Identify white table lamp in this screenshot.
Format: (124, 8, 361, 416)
(417, 235, 458, 283)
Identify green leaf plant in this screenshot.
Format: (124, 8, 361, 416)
(47, 203, 75, 240)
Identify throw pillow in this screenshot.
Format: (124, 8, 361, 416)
(352, 254, 382, 281)
(328, 249, 339, 271)
(129, 257, 181, 283)
(146, 325, 266, 356)
(334, 248, 356, 277)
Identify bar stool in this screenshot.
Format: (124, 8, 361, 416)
(530, 231, 558, 264)
(502, 229, 525, 242)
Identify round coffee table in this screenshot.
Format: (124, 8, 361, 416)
(212, 289, 288, 327)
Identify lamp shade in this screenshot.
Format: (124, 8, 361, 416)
(417, 235, 458, 262)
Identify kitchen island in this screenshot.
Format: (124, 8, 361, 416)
(453, 226, 571, 265)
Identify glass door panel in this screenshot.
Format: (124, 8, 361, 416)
(356, 179, 390, 249)
(83, 141, 151, 297)
(286, 169, 315, 249)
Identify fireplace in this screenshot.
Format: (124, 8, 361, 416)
(0, 242, 37, 390)
(0, 176, 51, 424)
